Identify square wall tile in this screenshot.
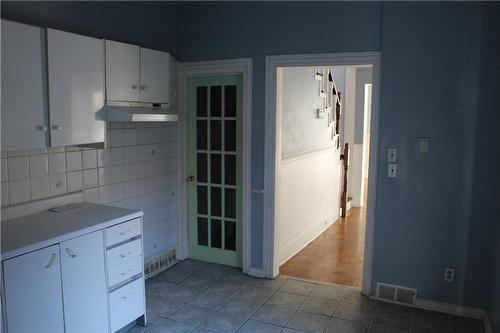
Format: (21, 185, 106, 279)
(84, 188, 99, 204)
(30, 176, 50, 200)
(48, 153, 66, 174)
(29, 154, 48, 178)
(29, 148, 47, 155)
(49, 174, 67, 196)
(1, 159, 7, 182)
(109, 129, 123, 147)
(66, 151, 82, 172)
(82, 149, 97, 169)
(123, 128, 136, 146)
(83, 169, 98, 188)
(111, 148, 124, 166)
(48, 146, 65, 154)
(97, 149, 111, 167)
(8, 156, 29, 180)
(9, 179, 30, 204)
(7, 150, 27, 157)
(67, 171, 83, 192)
(2, 183, 10, 206)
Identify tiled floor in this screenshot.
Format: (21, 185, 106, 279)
(127, 259, 485, 333)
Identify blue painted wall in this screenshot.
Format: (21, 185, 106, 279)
(1, 1, 177, 54)
(2, 1, 499, 312)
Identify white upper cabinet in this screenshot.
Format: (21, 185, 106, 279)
(47, 28, 105, 147)
(1, 20, 49, 151)
(105, 40, 140, 102)
(139, 47, 170, 104)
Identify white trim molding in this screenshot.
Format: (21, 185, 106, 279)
(263, 52, 382, 294)
(177, 58, 253, 274)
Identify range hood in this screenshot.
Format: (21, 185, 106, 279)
(106, 101, 178, 122)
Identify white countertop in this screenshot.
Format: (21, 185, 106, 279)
(1, 202, 143, 260)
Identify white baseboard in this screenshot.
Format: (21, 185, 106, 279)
(371, 295, 487, 320)
(247, 267, 267, 278)
(278, 210, 339, 266)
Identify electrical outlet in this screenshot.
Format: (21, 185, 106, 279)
(444, 267, 455, 282)
(317, 108, 325, 119)
(388, 148, 397, 162)
(388, 164, 397, 178)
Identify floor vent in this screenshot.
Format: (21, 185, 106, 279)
(376, 282, 417, 305)
(144, 248, 177, 278)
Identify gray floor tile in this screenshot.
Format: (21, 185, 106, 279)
(206, 280, 243, 297)
(333, 302, 375, 324)
(279, 280, 315, 296)
(342, 289, 376, 306)
(188, 289, 231, 310)
(146, 318, 196, 333)
(410, 309, 453, 333)
(236, 320, 282, 333)
(371, 307, 411, 331)
(155, 267, 194, 284)
(233, 285, 275, 304)
(309, 284, 347, 301)
(286, 311, 330, 333)
(281, 329, 308, 333)
(200, 312, 248, 333)
(146, 279, 176, 295)
(299, 296, 338, 317)
(180, 274, 217, 291)
(168, 304, 215, 326)
(162, 285, 201, 302)
(222, 268, 252, 284)
(125, 314, 162, 333)
(449, 316, 485, 333)
(200, 263, 230, 280)
(324, 318, 368, 333)
(266, 291, 305, 310)
(246, 276, 287, 290)
(147, 295, 184, 316)
(251, 304, 295, 326)
(190, 329, 214, 333)
(218, 298, 262, 318)
(367, 325, 408, 333)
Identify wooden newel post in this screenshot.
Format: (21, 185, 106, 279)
(340, 142, 349, 217)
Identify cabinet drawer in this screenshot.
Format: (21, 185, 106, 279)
(106, 219, 141, 247)
(107, 238, 142, 268)
(108, 256, 142, 288)
(109, 278, 144, 332)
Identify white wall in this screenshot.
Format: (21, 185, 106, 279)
(0, 121, 178, 262)
(277, 67, 342, 265)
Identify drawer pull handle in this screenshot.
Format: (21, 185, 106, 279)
(120, 269, 133, 276)
(65, 248, 76, 257)
(45, 253, 57, 268)
(119, 229, 132, 236)
(122, 292, 134, 300)
(120, 251, 132, 258)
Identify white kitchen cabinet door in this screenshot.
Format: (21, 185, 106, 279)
(47, 28, 105, 147)
(3, 245, 64, 333)
(1, 20, 48, 151)
(105, 40, 140, 102)
(140, 47, 170, 104)
(60, 230, 109, 333)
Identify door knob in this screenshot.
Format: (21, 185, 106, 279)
(52, 125, 62, 131)
(186, 175, 195, 183)
(36, 125, 48, 132)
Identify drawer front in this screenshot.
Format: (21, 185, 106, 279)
(107, 238, 142, 268)
(108, 256, 143, 287)
(106, 219, 141, 247)
(109, 278, 144, 332)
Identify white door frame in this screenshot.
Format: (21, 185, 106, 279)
(263, 52, 382, 295)
(177, 58, 253, 273)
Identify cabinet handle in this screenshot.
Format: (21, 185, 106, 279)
(45, 253, 57, 268)
(65, 248, 76, 257)
(131, 84, 139, 90)
(120, 251, 132, 258)
(139, 85, 146, 90)
(119, 229, 131, 236)
(122, 292, 133, 300)
(36, 125, 48, 132)
(120, 269, 133, 276)
(52, 125, 62, 131)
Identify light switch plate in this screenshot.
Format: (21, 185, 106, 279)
(388, 148, 397, 162)
(388, 164, 397, 178)
(419, 137, 430, 153)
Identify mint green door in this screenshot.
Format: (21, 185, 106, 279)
(187, 75, 243, 267)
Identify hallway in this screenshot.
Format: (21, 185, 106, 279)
(280, 207, 366, 287)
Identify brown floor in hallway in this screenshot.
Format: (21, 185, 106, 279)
(279, 207, 366, 287)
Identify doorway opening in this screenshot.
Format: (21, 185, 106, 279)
(263, 53, 380, 293)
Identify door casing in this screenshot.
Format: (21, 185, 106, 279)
(178, 58, 254, 275)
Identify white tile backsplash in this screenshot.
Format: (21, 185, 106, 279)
(29, 154, 48, 178)
(67, 171, 83, 192)
(49, 173, 67, 196)
(2, 123, 178, 262)
(30, 176, 50, 200)
(48, 153, 66, 174)
(8, 156, 29, 181)
(9, 179, 30, 204)
(66, 151, 82, 172)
